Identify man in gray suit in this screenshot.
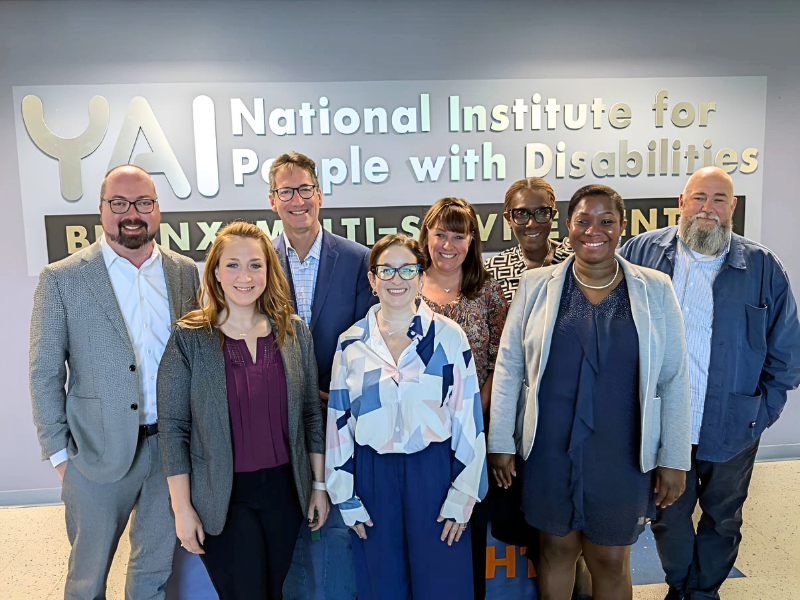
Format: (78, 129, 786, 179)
(29, 165, 200, 600)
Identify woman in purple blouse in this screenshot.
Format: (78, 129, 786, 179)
(158, 222, 327, 600)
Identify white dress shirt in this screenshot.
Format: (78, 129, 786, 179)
(50, 237, 171, 466)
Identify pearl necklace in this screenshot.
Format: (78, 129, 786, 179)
(572, 259, 619, 290)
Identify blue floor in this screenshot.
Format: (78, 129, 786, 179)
(630, 524, 744, 586)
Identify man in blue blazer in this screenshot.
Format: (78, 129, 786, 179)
(271, 151, 375, 600)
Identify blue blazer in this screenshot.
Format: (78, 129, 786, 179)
(620, 226, 800, 462)
(274, 229, 377, 392)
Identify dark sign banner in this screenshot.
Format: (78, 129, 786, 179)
(44, 196, 745, 264)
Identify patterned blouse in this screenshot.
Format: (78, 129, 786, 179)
(325, 300, 488, 526)
(484, 238, 574, 302)
(421, 278, 508, 390)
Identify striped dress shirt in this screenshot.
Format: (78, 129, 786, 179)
(283, 230, 323, 326)
(671, 234, 731, 444)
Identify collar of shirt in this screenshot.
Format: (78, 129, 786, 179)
(100, 234, 161, 270)
(283, 228, 323, 264)
(364, 298, 435, 351)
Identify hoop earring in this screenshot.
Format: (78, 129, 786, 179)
(371, 288, 378, 297)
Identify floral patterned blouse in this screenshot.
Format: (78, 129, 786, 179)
(422, 277, 508, 390)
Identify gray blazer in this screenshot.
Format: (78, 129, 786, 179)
(157, 317, 325, 536)
(488, 255, 691, 473)
(29, 241, 200, 483)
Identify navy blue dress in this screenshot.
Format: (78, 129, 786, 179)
(521, 271, 655, 546)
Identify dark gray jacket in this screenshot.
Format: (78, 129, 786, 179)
(157, 317, 325, 535)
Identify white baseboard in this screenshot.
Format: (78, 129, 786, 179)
(0, 487, 62, 507)
(756, 443, 800, 462)
(0, 445, 797, 507)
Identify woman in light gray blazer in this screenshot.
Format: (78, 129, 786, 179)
(157, 221, 327, 600)
(488, 185, 691, 600)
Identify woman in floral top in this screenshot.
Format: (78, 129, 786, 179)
(485, 177, 574, 303)
(417, 197, 508, 600)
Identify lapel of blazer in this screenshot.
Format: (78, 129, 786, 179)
(274, 235, 299, 314)
(205, 327, 233, 445)
(310, 230, 339, 333)
(618, 255, 652, 404)
(159, 246, 184, 323)
(80, 242, 135, 355)
(537, 260, 568, 389)
(272, 318, 301, 443)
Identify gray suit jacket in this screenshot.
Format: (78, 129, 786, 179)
(29, 240, 200, 483)
(488, 255, 691, 473)
(157, 317, 325, 536)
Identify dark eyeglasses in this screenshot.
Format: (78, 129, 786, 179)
(509, 206, 554, 225)
(370, 264, 421, 281)
(271, 185, 318, 202)
(101, 198, 158, 214)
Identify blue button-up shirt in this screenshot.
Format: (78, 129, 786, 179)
(283, 230, 323, 326)
(672, 235, 730, 444)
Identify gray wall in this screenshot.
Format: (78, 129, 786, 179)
(1, 0, 798, 495)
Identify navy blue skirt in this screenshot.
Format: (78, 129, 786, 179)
(521, 272, 655, 546)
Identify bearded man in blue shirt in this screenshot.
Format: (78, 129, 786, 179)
(619, 166, 800, 600)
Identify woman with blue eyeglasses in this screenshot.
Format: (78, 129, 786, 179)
(325, 234, 488, 600)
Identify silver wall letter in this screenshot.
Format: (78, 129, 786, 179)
(108, 96, 191, 198)
(21, 94, 109, 201)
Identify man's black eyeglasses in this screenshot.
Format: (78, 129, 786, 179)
(271, 185, 318, 202)
(509, 206, 554, 225)
(370, 264, 421, 280)
(101, 198, 158, 214)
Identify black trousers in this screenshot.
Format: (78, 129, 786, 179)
(201, 463, 303, 600)
(651, 440, 759, 600)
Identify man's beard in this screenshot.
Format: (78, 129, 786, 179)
(107, 219, 156, 250)
(678, 211, 731, 256)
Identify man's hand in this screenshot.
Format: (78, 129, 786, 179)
(55, 460, 67, 482)
(488, 453, 516, 489)
(654, 466, 686, 508)
(319, 390, 329, 411)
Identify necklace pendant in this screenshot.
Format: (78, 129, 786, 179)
(444, 288, 451, 293)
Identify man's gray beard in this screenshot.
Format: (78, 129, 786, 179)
(678, 213, 731, 256)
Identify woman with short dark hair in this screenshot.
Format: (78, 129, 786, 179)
(485, 177, 573, 302)
(489, 186, 691, 600)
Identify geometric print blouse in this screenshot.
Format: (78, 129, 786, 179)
(325, 300, 489, 526)
(485, 238, 574, 302)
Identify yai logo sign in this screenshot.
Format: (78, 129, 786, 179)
(22, 94, 195, 200)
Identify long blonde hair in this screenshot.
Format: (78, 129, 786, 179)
(177, 221, 297, 347)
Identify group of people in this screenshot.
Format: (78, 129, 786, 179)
(29, 151, 800, 600)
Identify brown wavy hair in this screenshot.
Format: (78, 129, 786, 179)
(418, 197, 489, 299)
(503, 177, 556, 212)
(177, 221, 297, 348)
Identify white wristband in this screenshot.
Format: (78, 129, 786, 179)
(312, 481, 326, 491)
